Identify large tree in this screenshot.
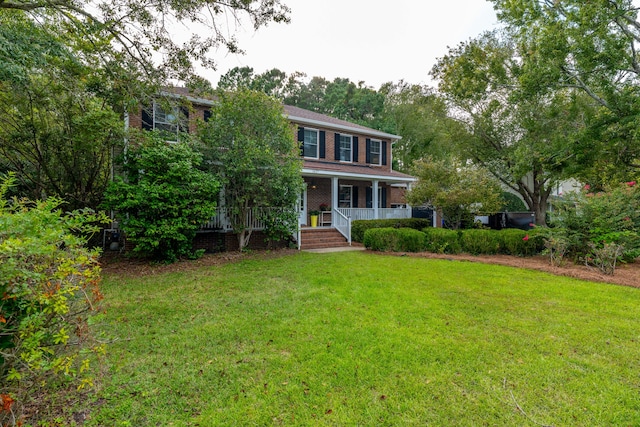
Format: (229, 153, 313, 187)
(379, 81, 464, 171)
(198, 89, 303, 250)
(0, 0, 290, 85)
(406, 157, 504, 229)
(432, 31, 591, 225)
(0, 14, 123, 210)
(490, 0, 640, 182)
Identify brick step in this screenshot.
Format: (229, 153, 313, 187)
(300, 228, 349, 250)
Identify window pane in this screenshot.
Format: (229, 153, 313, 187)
(304, 129, 318, 157)
(340, 135, 352, 161)
(338, 186, 352, 208)
(370, 140, 381, 165)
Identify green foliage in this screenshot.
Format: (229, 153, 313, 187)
(0, 13, 123, 211)
(199, 89, 303, 251)
(460, 229, 501, 255)
(351, 218, 432, 243)
(432, 31, 590, 225)
(545, 182, 640, 272)
(407, 157, 504, 229)
(0, 174, 107, 424)
(363, 227, 426, 252)
(102, 134, 219, 262)
(423, 227, 462, 254)
(490, 0, 640, 182)
(501, 192, 527, 212)
(498, 228, 543, 256)
(379, 81, 466, 170)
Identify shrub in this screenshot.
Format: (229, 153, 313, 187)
(460, 229, 501, 255)
(363, 227, 426, 252)
(0, 175, 107, 425)
(102, 134, 220, 262)
(547, 181, 640, 272)
(423, 227, 462, 254)
(498, 228, 544, 256)
(352, 218, 432, 242)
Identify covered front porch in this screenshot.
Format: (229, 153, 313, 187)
(299, 169, 416, 228)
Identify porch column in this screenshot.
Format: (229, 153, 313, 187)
(332, 177, 339, 211)
(372, 179, 379, 219)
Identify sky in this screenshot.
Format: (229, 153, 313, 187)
(202, 0, 500, 89)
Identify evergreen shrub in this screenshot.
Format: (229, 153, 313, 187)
(352, 218, 432, 243)
(460, 229, 501, 255)
(423, 227, 462, 254)
(363, 227, 426, 252)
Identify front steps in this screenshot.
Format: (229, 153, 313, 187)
(300, 227, 350, 250)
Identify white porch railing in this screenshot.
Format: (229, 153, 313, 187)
(337, 207, 411, 221)
(201, 207, 294, 231)
(333, 208, 351, 245)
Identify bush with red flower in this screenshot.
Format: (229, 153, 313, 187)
(546, 181, 640, 272)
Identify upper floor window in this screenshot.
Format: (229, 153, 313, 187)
(366, 138, 387, 165)
(142, 101, 188, 142)
(303, 128, 319, 158)
(369, 139, 381, 165)
(339, 134, 352, 162)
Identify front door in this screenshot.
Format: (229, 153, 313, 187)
(299, 186, 308, 226)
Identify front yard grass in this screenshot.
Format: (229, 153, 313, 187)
(87, 251, 640, 426)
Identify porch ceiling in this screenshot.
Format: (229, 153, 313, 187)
(302, 160, 416, 184)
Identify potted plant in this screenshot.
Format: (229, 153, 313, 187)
(319, 203, 330, 212)
(309, 210, 320, 227)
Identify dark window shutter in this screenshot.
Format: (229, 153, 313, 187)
(180, 106, 190, 133)
(353, 136, 359, 162)
(141, 105, 153, 130)
(381, 187, 387, 208)
(352, 186, 359, 208)
(334, 133, 340, 160)
(366, 138, 371, 163)
(298, 127, 305, 156)
(382, 141, 388, 165)
(366, 187, 372, 208)
(204, 109, 212, 122)
(319, 131, 326, 159)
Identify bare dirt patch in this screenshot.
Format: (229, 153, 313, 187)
(100, 249, 639, 288)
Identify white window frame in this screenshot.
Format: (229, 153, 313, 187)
(338, 185, 353, 208)
(339, 134, 353, 163)
(370, 139, 381, 165)
(303, 128, 319, 159)
(153, 101, 187, 142)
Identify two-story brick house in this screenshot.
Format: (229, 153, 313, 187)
(125, 89, 415, 250)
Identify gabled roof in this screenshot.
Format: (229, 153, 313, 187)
(283, 105, 401, 141)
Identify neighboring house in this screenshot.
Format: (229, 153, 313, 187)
(124, 89, 416, 250)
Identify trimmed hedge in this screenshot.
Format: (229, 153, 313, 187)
(460, 229, 501, 255)
(423, 227, 462, 254)
(352, 218, 432, 243)
(498, 228, 544, 256)
(363, 227, 426, 252)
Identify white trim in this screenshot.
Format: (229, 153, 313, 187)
(338, 134, 353, 163)
(302, 168, 416, 184)
(288, 115, 401, 140)
(302, 127, 320, 159)
(369, 139, 382, 166)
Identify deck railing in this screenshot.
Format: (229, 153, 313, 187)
(201, 207, 295, 231)
(333, 208, 351, 245)
(337, 207, 411, 221)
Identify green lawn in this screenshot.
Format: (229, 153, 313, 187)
(87, 251, 640, 426)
